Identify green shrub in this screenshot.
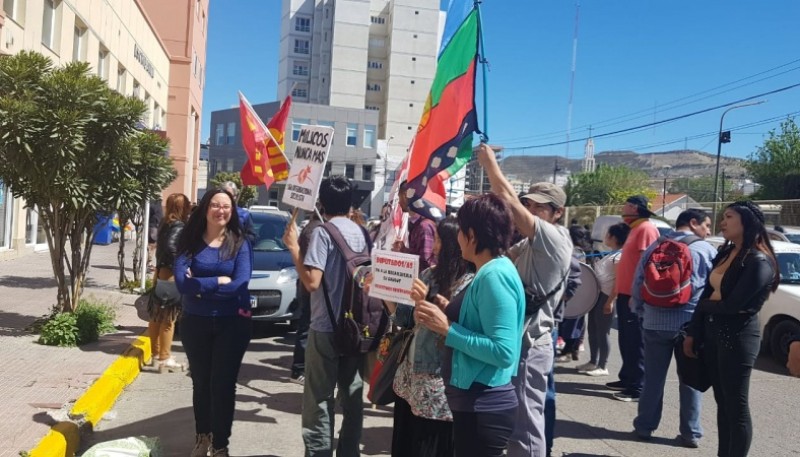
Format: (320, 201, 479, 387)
(121, 278, 154, 293)
(38, 312, 78, 347)
(75, 301, 117, 344)
(38, 300, 116, 346)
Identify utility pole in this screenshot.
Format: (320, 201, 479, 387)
(553, 158, 560, 184)
(721, 169, 726, 202)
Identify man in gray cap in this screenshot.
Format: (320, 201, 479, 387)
(477, 144, 573, 457)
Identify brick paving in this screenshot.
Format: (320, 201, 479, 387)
(0, 242, 147, 457)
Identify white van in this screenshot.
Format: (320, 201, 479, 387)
(590, 215, 672, 253)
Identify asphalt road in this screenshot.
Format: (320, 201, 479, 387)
(82, 323, 800, 457)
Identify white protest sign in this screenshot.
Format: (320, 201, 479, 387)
(282, 125, 335, 211)
(369, 250, 420, 305)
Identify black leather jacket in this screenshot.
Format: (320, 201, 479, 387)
(156, 221, 184, 270)
(687, 246, 776, 337)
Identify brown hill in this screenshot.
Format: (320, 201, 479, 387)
(499, 149, 747, 183)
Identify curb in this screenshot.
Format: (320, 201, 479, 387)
(29, 334, 152, 457)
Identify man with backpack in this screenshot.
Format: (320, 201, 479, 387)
(283, 175, 373, 456)
(607, 195, 661, 402)
(631, 209, 717, 447)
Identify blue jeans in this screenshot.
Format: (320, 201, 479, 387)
(633, 328, 702, 441)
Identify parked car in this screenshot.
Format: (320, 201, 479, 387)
(772, 226, 800, 245)
(248, 211, 299, 326)
(590, 215, 672, 253)
(705, 236, 800, 364)
(249, 205, 291, 217)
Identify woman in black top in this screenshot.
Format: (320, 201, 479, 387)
(684, 201, 779, 457)
(148, 193, 191, 372)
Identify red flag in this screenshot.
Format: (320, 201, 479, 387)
(238, 93, 291, 187)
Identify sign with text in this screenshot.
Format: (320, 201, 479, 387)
(369, 250, 420, 305)
(281, 125, 334, 211)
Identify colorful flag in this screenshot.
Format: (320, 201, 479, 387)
(239, 92, 291, 187)
(404, 0, 481, 221)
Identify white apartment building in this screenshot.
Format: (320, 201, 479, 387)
(0, 0, 171, 259)
(277, 0, 445, 170)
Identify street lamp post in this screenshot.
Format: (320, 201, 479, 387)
(712, 100, 765, 231)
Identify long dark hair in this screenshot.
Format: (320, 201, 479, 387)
(717, 200, 779, 292)
(431, 216, 474, 300)
(176, 189, 245, 260)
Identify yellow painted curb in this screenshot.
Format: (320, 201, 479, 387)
(29, 333, 152, 457)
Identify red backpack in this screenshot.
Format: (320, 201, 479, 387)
(640, 235, 701, 308)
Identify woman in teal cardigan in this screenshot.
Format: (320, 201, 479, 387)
(415, 194, 526, 457)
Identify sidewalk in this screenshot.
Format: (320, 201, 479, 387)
(0, 243, 147, 457)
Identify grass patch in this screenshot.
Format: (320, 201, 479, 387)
(120, 278, 153, 293)
(38, 299, 117, 347)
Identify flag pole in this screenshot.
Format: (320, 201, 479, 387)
(475, 1, 489, 143)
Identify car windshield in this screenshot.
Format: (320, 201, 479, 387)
(784, 234, 800, 245)
(251, 213, 289, 252)
(777, 252, 800, 285)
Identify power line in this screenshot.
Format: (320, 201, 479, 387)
(500, 58, 800, 145)
(504, 82, 800, 151)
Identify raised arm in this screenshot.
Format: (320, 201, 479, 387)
(476, 143, 537, 239)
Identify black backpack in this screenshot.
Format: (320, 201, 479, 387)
(321, 222, 390, 356)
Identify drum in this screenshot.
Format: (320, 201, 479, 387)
(563, 262, 601, 319)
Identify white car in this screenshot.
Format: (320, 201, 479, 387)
(705, 236, 800, 364)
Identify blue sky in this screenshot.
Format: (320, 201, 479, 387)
(201, 1, 800, 161)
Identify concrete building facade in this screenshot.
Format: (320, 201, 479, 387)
(276, 0, 446, 209)
(0, 0, 171, 260)
(208, 102, 379, 216)
(139, 0, 209, 201)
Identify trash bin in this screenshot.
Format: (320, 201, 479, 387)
(93, 214, 115, 245)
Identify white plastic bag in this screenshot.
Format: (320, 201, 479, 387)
(81, 436, 161, 457)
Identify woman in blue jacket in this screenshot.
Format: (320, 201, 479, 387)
(415, 194, 526, 457)
(174, 189, 253, 457)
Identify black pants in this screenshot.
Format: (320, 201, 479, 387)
(704, 314, 760, 457)
(391, 396, 454, 457)
(452, 406, 517, 457)
(292, 283, 311, 376)
(616, 293, 644, 392)
(181, 313, 252, 449)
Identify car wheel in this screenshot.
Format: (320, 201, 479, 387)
(770, 319, 800, 365)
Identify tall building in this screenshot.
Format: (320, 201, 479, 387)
(139, 0, 209, 201)
(583, 137, 596, 173)
(0, 0, 171, 260)
(276, 0, 445, 171)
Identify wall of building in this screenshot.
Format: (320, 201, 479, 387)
(0, 0, 171, 261)
(139, 0, 209, 201)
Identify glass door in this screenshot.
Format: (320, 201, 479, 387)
(25, 206, 48, 250)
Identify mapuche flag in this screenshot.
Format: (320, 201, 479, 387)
(404, 0, 480, 221)
(239, 92, 291, 188)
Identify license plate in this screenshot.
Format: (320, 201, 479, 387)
(250, 296, 258, 308)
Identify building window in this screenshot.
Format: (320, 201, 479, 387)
(292, 87, 308, 98)
(153, 104, 161, 129)
(409, 103, 414, 107)
(293, 61, 309, 76)
(42, 0, 59, 50)
(295, 17, 311, 32)
(72, 23, 87, 61)
(3, 0, 22, 21)
(368, 38, 385, 48)
(366, 105, 379, 111)
(215, 124, 225, 145)
(368, 61, 383, 69)
(226, 159, 234, 172)
(294, 39, 309, 54)
(292, 118, 309, 141)
(364, 125, 376, 148)
(367, 83, 381, 92)
(362, 165, 373, 181)
(345, 164, 355, 179)
(132, 80, 140, 98)
(227, 122, 236, 145)
(116, 65, 126, 93)
(268, 190, 279, 206)
(412, 57, 417, 62)
(97, 47, 109, 80)
(346, 124, 358, 147)
(370, 16, 385, 24)
(413, 34, 418, 39)
(324, 162, 332, 177)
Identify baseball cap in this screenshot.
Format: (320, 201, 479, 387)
(522, 182, 567, 208)
(626, 195, 656, 218)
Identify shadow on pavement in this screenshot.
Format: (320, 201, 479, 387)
(1, 275, 58, 289)
(557, 380, 620, 400)
(0, 309, 46, 336)
(556, 418, 689, 450)
(360, 425, 392, 456)
(754, 354, 790, 376)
